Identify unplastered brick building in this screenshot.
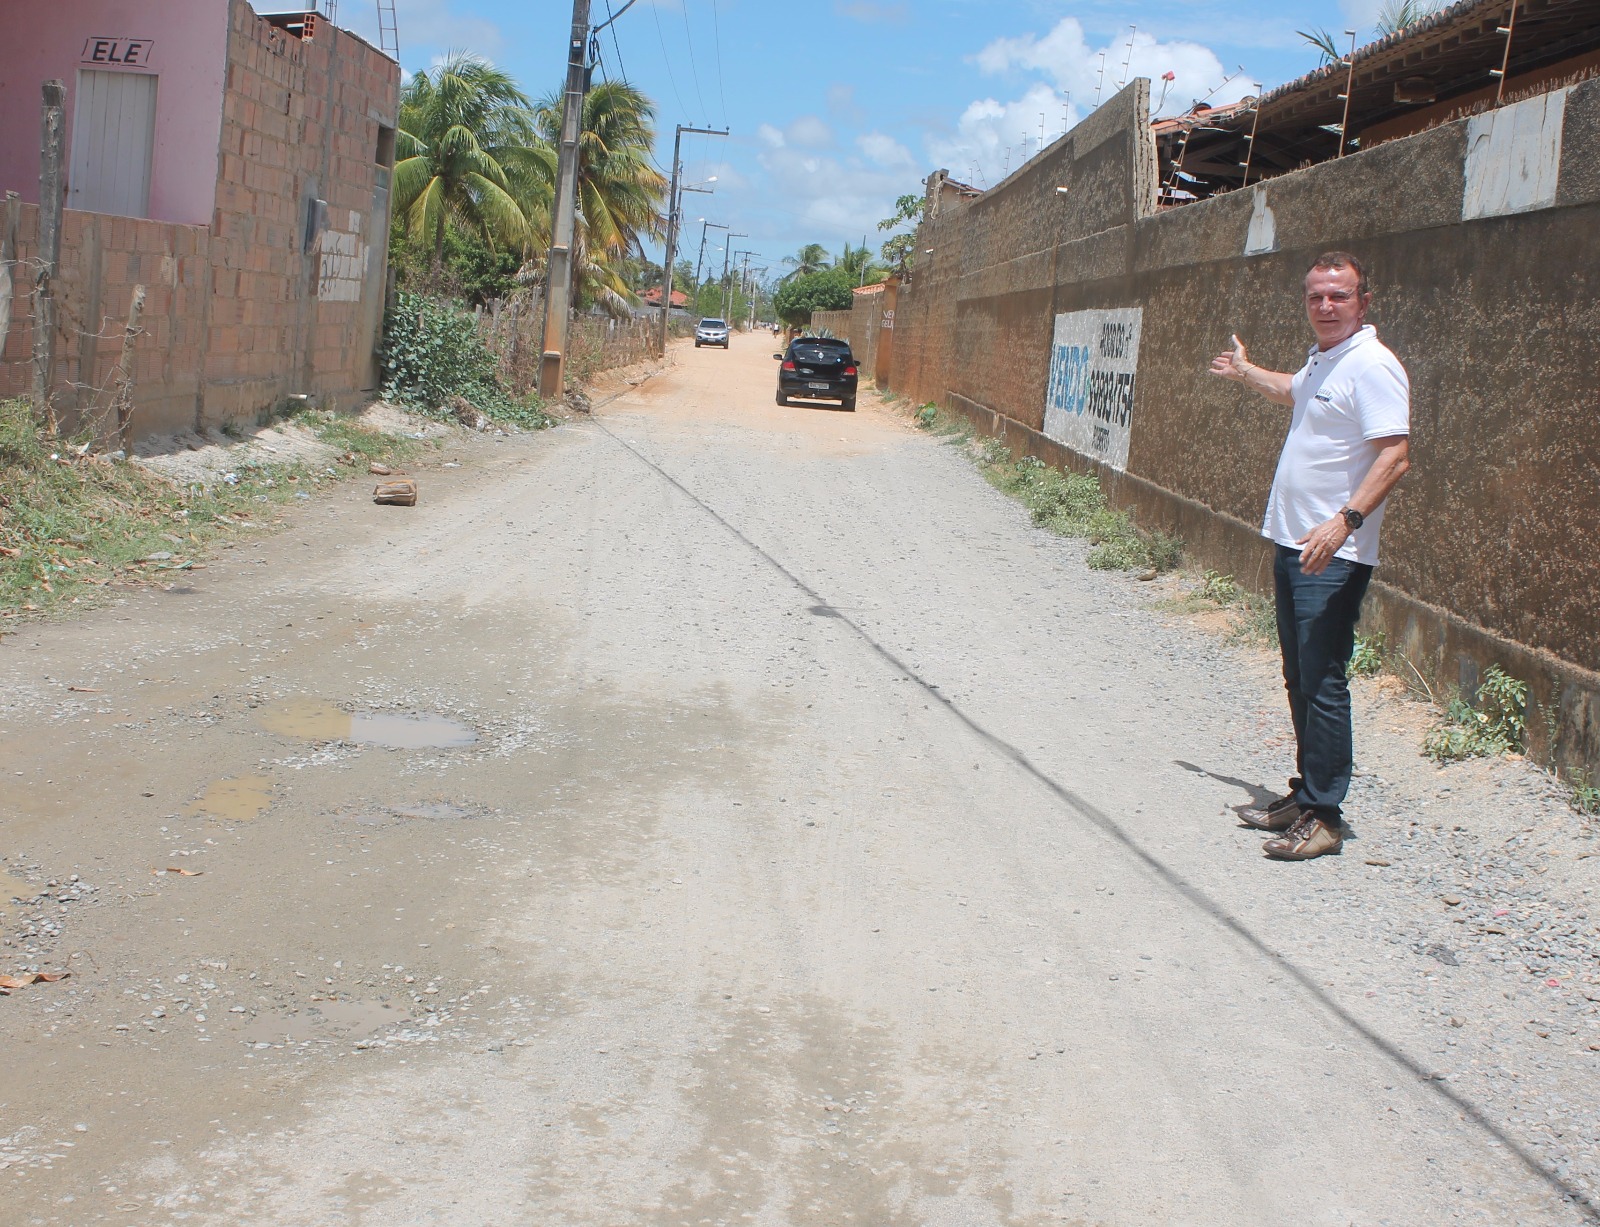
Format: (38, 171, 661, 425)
(0, 0, 400, 436)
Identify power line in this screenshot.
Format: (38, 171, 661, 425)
(602, 0, 628, 80)
(709, 0, 729, 127)
(679, 0, 708, 122)
(650, 3, 688, 117)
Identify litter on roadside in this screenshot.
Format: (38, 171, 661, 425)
(373, 479, 418, 506)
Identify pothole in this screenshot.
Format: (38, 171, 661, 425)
(187, 775, 274, 821)
(261, 699, 477, 749)
(335, 800, 490, 827)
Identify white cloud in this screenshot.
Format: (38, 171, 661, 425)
(857, 132, 915, 168)
(929, 17, 1257, 186)
(788, 116, 835, 149)
(757, 123, 786, 149)
(928, 83, 1073, 187)
(754, 141, 917, 249)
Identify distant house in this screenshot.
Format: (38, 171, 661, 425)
(639, 286, 690, 315)
(0, 0, 401, 437)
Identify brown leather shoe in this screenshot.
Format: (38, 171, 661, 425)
(1262, 812, 1342, 860)
(1239, 793, 1301, 831)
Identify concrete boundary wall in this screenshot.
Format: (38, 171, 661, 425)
(889, 79, 1600, 773)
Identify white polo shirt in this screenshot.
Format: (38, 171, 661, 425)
(1262, 325, 1410, 566)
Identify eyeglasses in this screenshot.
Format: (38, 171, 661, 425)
(1306, 291, 1358, 305)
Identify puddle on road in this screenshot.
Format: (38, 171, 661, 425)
(340, 800, 486, 827)
(0, 870, 38, 913)
(188, 775, 274, 821)
(241, 999, 411, 1045)
(261, 699, 477, 749)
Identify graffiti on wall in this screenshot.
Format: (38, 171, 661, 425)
(1042, 307, 1143, 471)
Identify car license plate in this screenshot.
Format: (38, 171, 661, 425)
(807, 381, 830, 390)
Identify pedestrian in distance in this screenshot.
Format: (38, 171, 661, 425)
(1208, 251, 1411, 861)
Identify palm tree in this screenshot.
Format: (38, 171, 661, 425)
(835, 241, 887, 286)
(1376, 0, 1446, 35)
(780, 243, 831, 282)
(1297, 27, 1342, 66)
(531, 80, 667, 311)
(393, 52, 549, 270)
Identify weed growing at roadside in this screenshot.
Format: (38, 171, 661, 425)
(1349, 631, 1387, 677)
(1198, 569, 1240, 604)
(978, 450, 1182, 574)
(1423, 664, 1529, 762)
(1178, 568, 1277, 645)
(1567, 770, 1600, 816)
(0, 398, 422, 618)
(912, 403, 968, 441)
(1226, 591, 1278, 646)
(295, 409, 422, 465)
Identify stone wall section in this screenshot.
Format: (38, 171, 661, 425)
(888, 77, 1600, 773)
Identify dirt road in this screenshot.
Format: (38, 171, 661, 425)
(2, 334, 1596, 1225)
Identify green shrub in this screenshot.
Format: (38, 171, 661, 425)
(1349, 631, 1386, 678)
(380, 291, 551, 428)
(914, 404, 939, 430)
(1423, 664, 1529, 762)
(1198, 569, 1241, 604)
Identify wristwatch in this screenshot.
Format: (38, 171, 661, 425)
(1340, 506, 1365, 531)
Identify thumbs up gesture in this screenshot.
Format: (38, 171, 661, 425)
(1209, 334, 1251, 381)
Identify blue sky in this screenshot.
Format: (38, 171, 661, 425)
(338, 0, 1406, 279)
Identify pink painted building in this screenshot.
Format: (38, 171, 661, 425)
(0, 1, 400, 436)
(0, 1, 232, 225)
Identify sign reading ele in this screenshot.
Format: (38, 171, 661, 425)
(1042, 307, 1143, 471)
(81, 38, 154, 67)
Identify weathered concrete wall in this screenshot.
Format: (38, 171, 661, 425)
(0, 0, 399, 437)
(889, 78, 1600, 773)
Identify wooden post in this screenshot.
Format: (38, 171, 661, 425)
(0, 191, 18, 352)
(32, 80, 66, 434)
(113, 285, 146, 455)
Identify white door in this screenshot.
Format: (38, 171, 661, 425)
(68, 69, 157, 218)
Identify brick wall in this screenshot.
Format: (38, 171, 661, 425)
(0, 0, 398, 437)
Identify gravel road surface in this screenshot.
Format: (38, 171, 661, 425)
(2, 334, 1596, 1226)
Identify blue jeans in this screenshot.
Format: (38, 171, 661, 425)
(1273, 544, 1373, 822)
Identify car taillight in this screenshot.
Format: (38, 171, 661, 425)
(782, 360, 796, 371)
(844, 365, 857, 376)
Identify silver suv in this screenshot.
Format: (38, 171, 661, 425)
(694, 318, 730, 348)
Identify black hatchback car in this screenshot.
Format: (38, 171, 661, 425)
(774, 336, 858, 410)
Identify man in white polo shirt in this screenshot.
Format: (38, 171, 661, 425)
(1208, 251, 1411, 860)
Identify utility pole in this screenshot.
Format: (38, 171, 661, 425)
(720, 234, 747, 323)
(536, 0, 639, 397)
(737, 251, 752, 330)
(537, 0, 593, 400)
(693, 219, 728, 305)
(659, 124, 728, 353)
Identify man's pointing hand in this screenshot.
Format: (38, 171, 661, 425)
(1209, 334, 1251, 381)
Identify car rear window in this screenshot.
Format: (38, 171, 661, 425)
(792, 341, 852, 362)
